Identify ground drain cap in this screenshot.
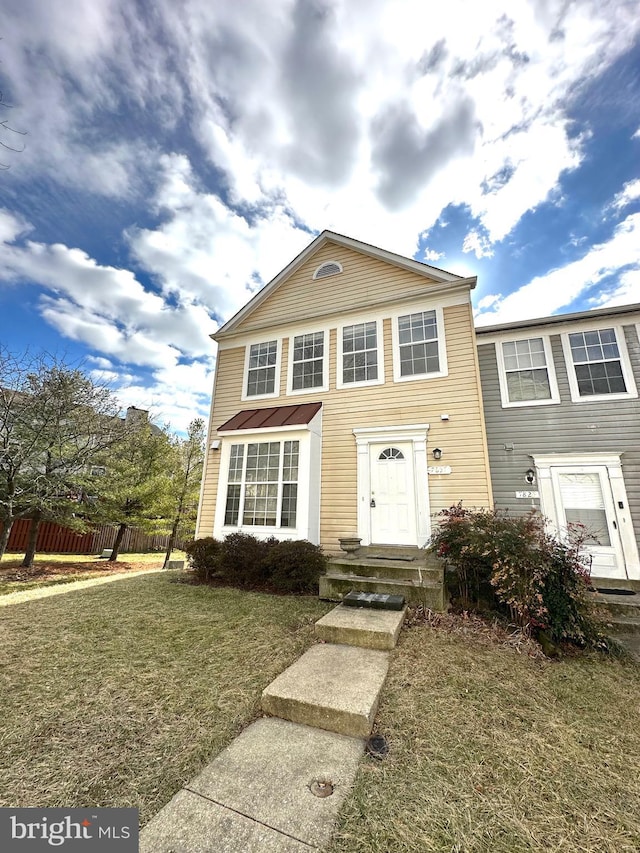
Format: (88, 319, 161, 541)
(366, 734, 389, 760)
(309, 779, 334, 798)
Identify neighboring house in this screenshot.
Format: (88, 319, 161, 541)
(197, 230, 493, 556)
(476, 303, 640, 582)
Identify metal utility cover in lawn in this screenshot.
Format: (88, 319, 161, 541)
(343, 590, 406, 610)
(262, 643, 390, 738)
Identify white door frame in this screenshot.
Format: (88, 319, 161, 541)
(534, 453, 640, 581)
(353, 424, 430, 547)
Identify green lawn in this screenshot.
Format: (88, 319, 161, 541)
(0, 572, 330, 824)
(328, 616, 640, 853)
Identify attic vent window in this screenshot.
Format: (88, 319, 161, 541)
(313, 261, 343, 280)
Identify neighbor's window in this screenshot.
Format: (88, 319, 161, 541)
(342, 322, 378, 384)
(292, 332, 324, 390)
(398, 310, 440, 377)
(568, 328, 627, 397)
(501, 337, 553, 402)
(224, 440, 299, 529)
(246, 340, 278, 397)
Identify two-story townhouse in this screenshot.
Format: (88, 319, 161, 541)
(476, 303, 640, 582)
(196, 231, 493, 558)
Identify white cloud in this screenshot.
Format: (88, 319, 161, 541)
(463, 230, 495, 259)
(609, 179, 640, 211)
(4, 0, 638, 253)
(130, 154, 313, 320)
(475, 212, 640, 325)
(423, 248, 444, 262)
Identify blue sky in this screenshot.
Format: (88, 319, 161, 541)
(1, 0, 639, 431)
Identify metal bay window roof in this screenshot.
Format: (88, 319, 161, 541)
(218, 402, 322, 433)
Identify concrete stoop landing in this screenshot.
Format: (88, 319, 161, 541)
(140, 602, 405, 851)
(319, 545, 447, 610)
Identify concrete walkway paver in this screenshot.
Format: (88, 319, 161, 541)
(262, 642, 390, 737)
(0, 568, 162, 607)
(141, 718, 364, 852)
(141, 601, 401, 851)
(315, 603, 406, 649)
(141, 789, 314, 852)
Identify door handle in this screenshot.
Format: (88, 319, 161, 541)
(370, 498, 376, 508)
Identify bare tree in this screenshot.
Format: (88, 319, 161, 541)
(162, 418, 206, 569)
(0, 88, 26, 170)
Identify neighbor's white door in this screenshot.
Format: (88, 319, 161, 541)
(550, 466, 625, 578)
(369, 443, 417, 545)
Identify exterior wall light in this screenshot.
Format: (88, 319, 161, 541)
(525, 468, 536, 485)
(432, 448, 443, 460)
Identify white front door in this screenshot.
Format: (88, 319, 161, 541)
(369, 443, 417, 545)
(550, 466, 625, 578)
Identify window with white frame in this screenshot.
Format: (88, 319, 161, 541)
(224, 440, 299, 528)
(246, 341, 278, 397)
(499, 337, 556, 404)
(342, 322, 379, 384)
(567, 328, 628, 397)
(397, 310, 441, 377)
(291, 332, 324, 390)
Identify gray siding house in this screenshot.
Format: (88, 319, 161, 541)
(476, 303, 640, 582)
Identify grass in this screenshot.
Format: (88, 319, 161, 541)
(328, 613, 640, 853)
(0, 552, 183, 595)
(0, 571, 330, 824)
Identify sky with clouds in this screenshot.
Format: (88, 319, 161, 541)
(1, 0, 639, 431)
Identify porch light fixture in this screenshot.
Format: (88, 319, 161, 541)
(432, 448, 443, 460)
(525, 468, 536, 484)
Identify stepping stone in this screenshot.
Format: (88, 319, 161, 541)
(315, 603, 406, 650)
(262, 643, 389, 738)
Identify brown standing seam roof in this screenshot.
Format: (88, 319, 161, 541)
(218, 402, 322, 432)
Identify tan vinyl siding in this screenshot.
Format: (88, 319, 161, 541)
(199, 301, 492, 554)
(234, 244, 441, 333)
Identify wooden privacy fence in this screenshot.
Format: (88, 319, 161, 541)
(4, 519, 183, 554)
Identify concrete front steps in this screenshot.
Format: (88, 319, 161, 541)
(142, 603, 406, 852)
(319, 545, 447, 610)
(591, 587, 640, 662)
(262, 602, 406, 739)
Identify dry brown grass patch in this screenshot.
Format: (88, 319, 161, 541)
(328, 616, 640, 853)
(0, 572, 329, 824)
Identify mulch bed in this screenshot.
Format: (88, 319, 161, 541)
(0, 560, 158, 584)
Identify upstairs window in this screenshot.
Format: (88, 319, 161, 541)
(342, 322, 378, 384)
(561, 325, 637, 402)
(395, 309, 445, 379)
(245, 340, 278, 398)
(569, 329, 626, 396)
(497, 336, 559, 406)
(291, 331, 325, 391)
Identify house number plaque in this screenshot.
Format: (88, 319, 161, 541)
(428, 465, 452, 475)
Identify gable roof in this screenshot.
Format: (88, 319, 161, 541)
(214, 230, 473, 340)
